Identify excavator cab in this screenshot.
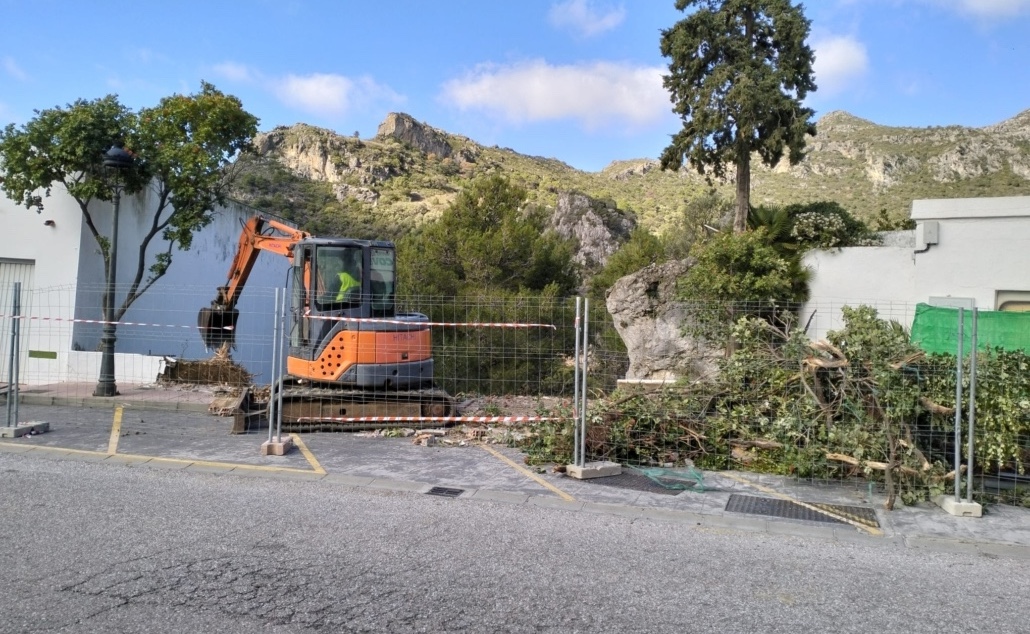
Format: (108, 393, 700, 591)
(287, 239, 432, 390)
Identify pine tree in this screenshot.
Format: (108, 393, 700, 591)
(660, 0, 817, 233)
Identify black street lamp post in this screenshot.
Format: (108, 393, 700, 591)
(93, 145, 135, 397)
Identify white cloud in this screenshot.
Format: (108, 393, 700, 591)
(812, 35, 869, 95)
(3, 56, 27, 81)
(949, 0, 1030, 18)
(211, 62, 256, 83)
(910, 0, 1030, 18)
(131, 48, 170, 65)
(548, 0, 626, 37)
(440, 60, 668, 130)
(274, 73, 403, 117)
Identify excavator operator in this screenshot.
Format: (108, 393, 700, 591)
(334, 249, 362, 302)
(315, 247, 363, 307)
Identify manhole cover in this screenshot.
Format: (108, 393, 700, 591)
(726, 494, 879, 527)
(427, 486, 465, 498)
(584, 471, 689, 496)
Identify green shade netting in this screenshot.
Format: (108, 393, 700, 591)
(910, 303, 1030, 355)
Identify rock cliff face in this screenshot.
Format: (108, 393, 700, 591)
(548, 192, 636, 271)
(605, 259, 719, 381)
(768, 110, 1030, 187)
(252, 124, 382, 205)
(242, 109, 1030, 231)
(376, 113, 454, 159)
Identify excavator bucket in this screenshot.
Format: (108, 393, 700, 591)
(198, 307, 239, 349)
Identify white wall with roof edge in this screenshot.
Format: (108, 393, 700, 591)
(801, 195, 1030, 342)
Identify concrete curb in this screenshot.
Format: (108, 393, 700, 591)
(18, 394, 211, 413)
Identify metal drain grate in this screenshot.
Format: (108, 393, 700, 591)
(426, 486, 465, 498)
(584, 471, 688, 496)
(725, 494, 879, 527)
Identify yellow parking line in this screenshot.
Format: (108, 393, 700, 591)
(720, 472, 883, 537)
(0, 441, 322, 475)
(107, 406, 123, 455)
(479, 443, 575, 502)
(291, 434, 326, 474)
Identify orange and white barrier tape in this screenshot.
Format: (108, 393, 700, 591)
(304, 313, 557, 330)
(0, 312, 556, 331)
(0, 314, 220, 329)
(294, 415, 564, 424)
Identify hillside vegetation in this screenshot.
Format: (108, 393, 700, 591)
(230, 110, 1030, 241)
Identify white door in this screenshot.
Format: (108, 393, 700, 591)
(0, 258, 35, 386)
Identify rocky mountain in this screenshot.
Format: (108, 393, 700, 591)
(232, 110, 1030, 246)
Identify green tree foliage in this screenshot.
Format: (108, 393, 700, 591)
(588, 228, 665, 300)
(588, 190, 733, 301)
(0, 82, 258, 320)
(678, 228, 805, 345)
(750, 201, 877, 253)
(659, 0, 817, 233)
(397, 174, 577, 296)
(663, 189, 735, 259)
(396, 175, 579, 395)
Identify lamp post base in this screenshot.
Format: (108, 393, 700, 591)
(93, 327, 119, 397)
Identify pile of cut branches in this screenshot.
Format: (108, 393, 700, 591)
(158, 343, 253, 387)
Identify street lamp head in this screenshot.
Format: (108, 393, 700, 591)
(103, 145, 135, 171)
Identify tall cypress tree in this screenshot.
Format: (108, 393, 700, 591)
(660, 0, 817, 233)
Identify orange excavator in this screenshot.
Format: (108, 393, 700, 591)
(198, 216, 454, 430)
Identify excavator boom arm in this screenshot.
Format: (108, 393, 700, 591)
(215, 216, 310, 309)
(199, 216, 309, 349)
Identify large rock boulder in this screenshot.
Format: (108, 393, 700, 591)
(549, 191, 635, 271)
(605, 259, 719, 381)
(376, 113, 453, 159)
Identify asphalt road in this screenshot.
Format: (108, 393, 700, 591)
(1, 452, 1026, 633)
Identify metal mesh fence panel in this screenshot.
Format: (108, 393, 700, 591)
(580, 298, 1030, 508)
(3, 283, 1029, 508)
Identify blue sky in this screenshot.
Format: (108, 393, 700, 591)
(1, 0, 1029, 172)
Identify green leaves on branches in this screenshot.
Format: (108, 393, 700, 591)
(0, 82, 258, 319)
(660, 0, 817, 232)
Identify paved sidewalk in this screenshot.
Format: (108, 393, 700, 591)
(4, 383, 1029, 559)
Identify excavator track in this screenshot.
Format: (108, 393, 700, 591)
(268, 380, 457, 432)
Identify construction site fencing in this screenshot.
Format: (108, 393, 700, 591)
(578, 298, 1030, 508)
(3, 282, 1030, 509)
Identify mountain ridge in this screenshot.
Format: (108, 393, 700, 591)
(231, 109, 1030, 240)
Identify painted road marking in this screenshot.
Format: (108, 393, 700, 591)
(107, 406, 123, 455)
(291, 434, 326, 474)
(720, 472, 883, 537)
(479, 443, 575, 502)
(0, 441, 322, 475)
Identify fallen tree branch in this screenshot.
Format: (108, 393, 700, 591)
(826, 452, 922, 477)
(729, 439, 784, 449)
(803, 356, 849, 369)
(919, 396, 955, 416)
(889, 351, 926, 371)
(810, 339, 847, 360)
(826, 452, 968, 482)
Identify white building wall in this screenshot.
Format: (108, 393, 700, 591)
(908, 196, 1030, 309)
(3, 182, 290, 385)
(801, 195, 1030, 342)
(801, 246, 917, 341)
(1, 185, 86, 383)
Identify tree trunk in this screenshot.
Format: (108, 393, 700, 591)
(734, 151, 750, 233)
